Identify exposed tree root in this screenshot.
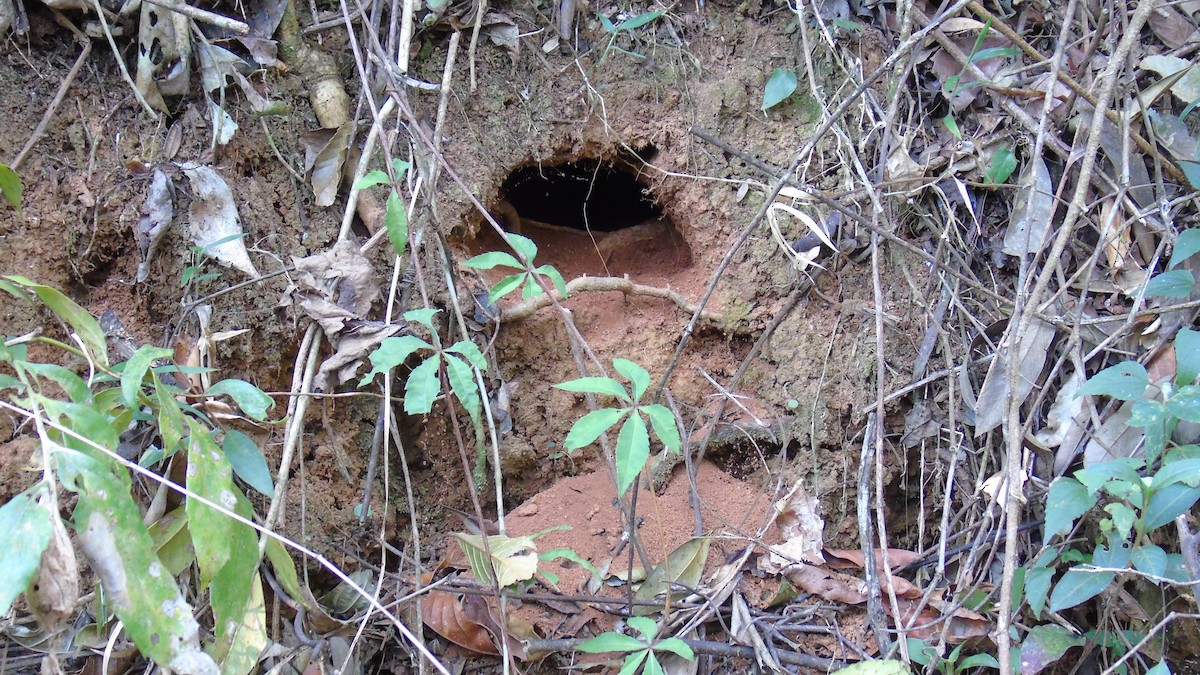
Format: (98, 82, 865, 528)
(499, 276, 725, 324)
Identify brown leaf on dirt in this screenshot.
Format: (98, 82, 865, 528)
(823, 548, 921, 571)
(462, 592, 530, 660)
(300, 123, 353, 207)
(634, 536, 711, 614)
(781, 563, 868, 604)
(135, 170, 175, 283)
(764, 481, 824, 569)
(30, 508, 79, 631)
(180, 162, 260, 278)
(972, 316, 1056, 435)
(422, 591, 499, 655)
(1149, 1, 1200, 49)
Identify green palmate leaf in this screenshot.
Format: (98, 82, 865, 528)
(452, 532, 538, 587)
(0, 486, 53, 614)
(463, 251, 523, 270)
(986, 146, 1018, 184)
(1079, 361, 1149, 400)
(577, 632, 647, 654)
(156, 374, 184, 457)
(521, 274, 545, 299)
(555, 376, 631, 402)
(507, 232, 539, 264)
(186, 421, 234, 587)
(443, 353, 482, 425)
(5, 276, 108, 367)
(1168, 387, 1200, 423)
(534, 264, 569, 298)
(58, 449, 218, 675)
(1132, 543, 1168, 577)
(446, 340, 487, 370)
(1176, 328, 1200, 386)
(0, 164, 21, 209)
(612, 358, 650, 401)
(1048, 566, 1115, 611)
(641, 404, 682, 454)
(762, 68, 798, 110)
(205, 379, 274, 421)
(629, 653, 658, 675)
(615, 412, 650, 495)
(404, 308, 440, 332)
(1043, 477, 1094, 544)
(121, 345, 174, 409)
(626, 616, 658, 641)
(353, 170, 390, 190)
(1144, 269, 1195, 298)
(223, 430, 274, 496)
(23, 362, 90, 404)
(1144, 483, 1200, 529)
(359, 334, 433, 385)
(404, 355, 442, 415)
(385, 190, 408, 257)
(488, 273, 526, 305)
(565, 407, 627, 450)
(1170, 229, 1200, 269)
(655, 637, 695, 661)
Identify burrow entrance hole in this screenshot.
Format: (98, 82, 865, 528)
(470, 156, 693, 279)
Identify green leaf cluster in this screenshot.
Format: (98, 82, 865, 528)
(463, 234, 568, 305)
(577, 616, 694, 675)
(555, 359, 682, 495)
(353, 159, 413, 258)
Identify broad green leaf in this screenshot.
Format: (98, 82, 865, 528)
(487, 273, 526, 305)
(506, 233, 539, 264)
(0, 487, 53, 614)
(634, 536, 710, 615)
(1132, 543, 1168, 577)
(1170, 229, 1200, 268)
(208, 488, 260, 673)
(186, 421, 234, 587)
(43, 399, 119, 455)
(654, 637, 695, 661)
(403, 307, 440, 332)
(451, 532, 538, 587)
(23, 362, 90, 404)
(626, 616, 658, 640)
(986, 146, 1018, 184)
(555, 376, 631, 402)
(58, 450, 218, 675)
(1129, 398, 1169, 463)
(359, 334, 433, 385)
(1093, 536, 1131, 569)
(564, 408, 627, 450)
(1043, 478, 1094, 544)
(214, 572, 267, 675)
(1079, 361, 1149, 400)
(577, 632, 646, 653)
(121, 345, 174, 410)
(1168, 387, 1200, 423)
(615, 9, 663, 31)
(264, 537, 311, 610)
(1144, 269, 1195, 298)
(619, 652, 650, 675)
(534, 264, 569, 298)
(223, 430, 274, 496)
(156, 374, 184, 458)
(1048, 566, 1114, 611)
(615, 413, 650, 496)
(386, 190, 408, 257)
(1152, 458, 1200, 490)
(443, 353, 482, 425)
(5, 276, 108, 367)
(1020, 624, 1084, 675)
(353, 170, 390, 190)
(445, 340, 487, 370)
(205, 379, 273, 421)
(1075, 458, 1144, 495)
(521, 275, 545, 299)
(1175, 328, 1200, 386)
(958, 654, 1000, 670)
(612, 359, 650, 400)
(641, 404, 681, 454)
(1180, 160, 1200, 191)
(463, 251, 523, 270)
(831, 18, 862, 31)
(0, 164, 21, 209)
(148, 506, 195, 577)
(906, 639, 938, 666)
(943, 114, 963, 139)
(1025, 565, 1054, 618)
(762, 68, 798, 110)
(1144, 483, 1200, 529)
(0, 373, 22, 392)
(404, 355, 442, 415)
(1104, 502, 1137, 539)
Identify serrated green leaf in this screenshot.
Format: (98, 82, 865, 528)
(443, 354, 481, 425)
(445, 340, 487, 370)
(564, 408, 627, 450)
(654, 637, 694, 661)
(762, 68, 798, 110)
(0, 487, 53, 614)
(986, 146, 1018, 184)
(186, 421, 234, 587)
(615, 413, 650, 495)
(58, 449, 217, 675)
(1132, 543, 1167, 577)
(452, 532, 538, 587)
(1170, 229, 1200, 269)
(535, 264, 569, 298)
(359, 334, 433, 385)
(1144, 269, 1194, 298)
(205, 379, 273, 421)
(1152, 458, 1200, 491)
(577, 632, 646, 654)
(1043, 478, 1094, 544)
(463, 251, 523, 270)
(612, 359, 650, 400)
(404, 307, 440, 332)
(1175, 328, 1200, 386)
(1079, 361, 1149, 401)
(121, 345, 174, 410)
(506, 233, 539, 264)
(0, 164, 21, 210)
(1048, 566, 1114, 611)
(1144, 483, 1200, 529)
(353, 170, 390, 190)
(555, 376, 631, 402)
(404, 355, 442, 415)
(5, 276, 108, 367)
(487, 273, 527, 305)
(641, 404, 681, 454)
(223, 430, 274, 496)
(386, 190, 408, 257)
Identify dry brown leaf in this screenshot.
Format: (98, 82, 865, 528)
(300, 123, 354, 207)
(29, 508, 79, 631)
(135, 170, 175, 283)
(972, 316, 1056, 435)
(422, 591, 499, 655)
(179, 163, 260, 278)
(764, 481, 825, 568)
(1149, 1, 1200, 49)
(823, 548, 921, 571)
